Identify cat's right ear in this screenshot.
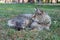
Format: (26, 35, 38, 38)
(34, 7, 38, 11)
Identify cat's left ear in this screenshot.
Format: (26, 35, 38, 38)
(34, 8, 37, 11)
(34, 7, 39, 11)
(40, 10, 44, 13)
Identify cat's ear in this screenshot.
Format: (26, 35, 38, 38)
(34, 7, 38, 11)
(40, 10, 44, 13)
(34, 8, 37, 11)
(34, 8, 44, 15)
(34, 8, 40, 12)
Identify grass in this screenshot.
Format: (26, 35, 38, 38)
(0, 3, 60, 40)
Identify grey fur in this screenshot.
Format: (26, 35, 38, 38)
(31, 8, 51, 30)
(7, 8, 51, 31)
(7, 14, 33, 30)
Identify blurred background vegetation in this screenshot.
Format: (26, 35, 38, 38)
(0, 3, 60, 40)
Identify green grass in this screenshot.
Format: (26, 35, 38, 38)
(0, 3, 60, 40)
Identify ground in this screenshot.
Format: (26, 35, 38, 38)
(0, 3, 60, 40)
